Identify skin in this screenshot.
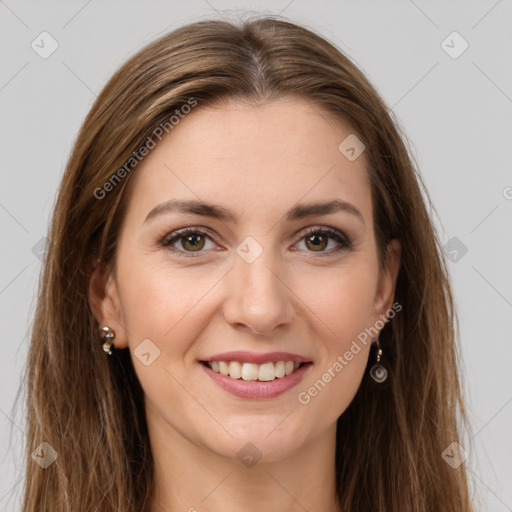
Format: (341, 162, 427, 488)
(89, 96, 401, 512)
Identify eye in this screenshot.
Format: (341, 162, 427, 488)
(294, 226, 352, 256)
(161, 227, 217, 257)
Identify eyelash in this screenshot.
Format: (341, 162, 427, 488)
(160, 226, 352, 258)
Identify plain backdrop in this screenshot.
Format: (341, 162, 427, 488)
(1, 1, 511, 510)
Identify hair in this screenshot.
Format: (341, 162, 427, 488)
(16, 14, 474, 512)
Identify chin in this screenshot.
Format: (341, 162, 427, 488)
(202, 419, 310, 465)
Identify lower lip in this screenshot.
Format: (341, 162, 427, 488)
(200, 362, 312, 399)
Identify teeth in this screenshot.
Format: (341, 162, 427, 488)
(229, 361, 242, 379)
(219, 361, 229, 376)
(258, 362, 275, 381)
(275, 361, 285, 378)
(241, 363, 258, 381)
(207, 360, 304, 381)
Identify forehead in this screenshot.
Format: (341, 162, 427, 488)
(122, 96, 372, 226)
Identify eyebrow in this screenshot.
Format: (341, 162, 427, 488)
(143, 198, 365, 225)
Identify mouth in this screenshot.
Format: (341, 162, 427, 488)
(198, 352, 313, 399)
(201, 360, 308, 382)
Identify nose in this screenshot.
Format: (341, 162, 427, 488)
(222, 252, 295, 336)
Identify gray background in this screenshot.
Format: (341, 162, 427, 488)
(1, 0, 511, 510)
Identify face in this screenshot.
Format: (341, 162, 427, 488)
(90, 96, 400, 463)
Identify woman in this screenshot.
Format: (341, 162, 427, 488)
(20, 15, 473, 511)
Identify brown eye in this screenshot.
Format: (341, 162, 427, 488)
(181, 233, 206, 252)
(305, 233, 328, 251)
(161, 227, 216, 257)
(296, 227, 352, 256)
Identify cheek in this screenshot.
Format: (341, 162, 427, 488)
(292, 260, 377, 409)
(303, 259, 378, 344)
(116, 260, 213, 416)
(118, 261, 210, 342)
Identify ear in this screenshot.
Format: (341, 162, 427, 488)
(88, 258, 128, 349)
(373, 239, 401, 320)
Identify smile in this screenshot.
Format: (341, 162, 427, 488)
(199, 351, 313, 399)
(204, 360, 303, 381)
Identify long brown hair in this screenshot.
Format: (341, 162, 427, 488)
(18, 15, 474, 511)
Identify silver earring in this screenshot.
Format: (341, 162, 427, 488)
(370, 339, 388, 383)
(100, 326, 115, 355)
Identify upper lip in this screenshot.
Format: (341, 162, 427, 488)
(201, 351, 311, 364)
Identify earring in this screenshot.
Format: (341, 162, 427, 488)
(100, 326, 115, 355)
(369, 339, 388, 383)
